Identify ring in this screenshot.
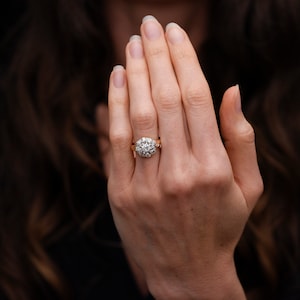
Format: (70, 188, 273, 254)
(131, 137, 161, 158)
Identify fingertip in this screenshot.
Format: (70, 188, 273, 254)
(220, 84, 243, 119)
(220, 84, 252, 144)
(142, 15, 158, 24)
(128, 35, 144, 59)
(222, 84, 239, 104)
(113, 64, 125, 71)
(111, 65, 126, 89)
(165, 22, 181, 31)
(165, 22, 186, 45)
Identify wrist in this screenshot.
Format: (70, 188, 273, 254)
(148, 258, 246, 300)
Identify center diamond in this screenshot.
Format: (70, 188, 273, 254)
(135, 137, 157, 158)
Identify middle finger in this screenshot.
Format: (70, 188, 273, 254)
(140, 16, 189, 160)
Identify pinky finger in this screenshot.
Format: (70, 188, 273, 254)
(108, 65, 134, 186)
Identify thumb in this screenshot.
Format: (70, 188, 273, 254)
(220, 85, 263, 212)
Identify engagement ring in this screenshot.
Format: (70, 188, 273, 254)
(131, 137, 161, 158)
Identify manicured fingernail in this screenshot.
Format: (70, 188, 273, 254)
(235, 84, 242, 112)
(142, 15, 161, 40)
(113, 65, 125, 88)
(129, 35, 141, 42)
(129, 35, 144, 59)
(166, 22, 185, 44)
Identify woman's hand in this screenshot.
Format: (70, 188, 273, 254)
(103, 16, 263, 299)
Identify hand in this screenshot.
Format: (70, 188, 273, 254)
(103, 16, 263, 299)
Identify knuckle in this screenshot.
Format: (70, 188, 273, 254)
(172, 45, 196, 62)
(108, 184, 133, 212)
(161, 172, 195, 198)
(128, 64, 147, 77)
(148, 46, 165, 58)
(184, 85, 210, 108)
(109, 130, 131, 149)
(160, 162, 233, 198)
(113, 188, 160, 214)
(173, 48, 190, 60)
(110, 194, 134, 213)
(133, 185, 159, 206)
(131, 111, 156, 130)
(200, 165, 232, 188)
(162, 178, 190, 198)
(237, 121, 255, 144)
(154, 87, 181, 110)
(249, 176, 264, 201)
(110, 95, 126, 106)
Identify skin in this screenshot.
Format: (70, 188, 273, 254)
(97, 15, 263, 300)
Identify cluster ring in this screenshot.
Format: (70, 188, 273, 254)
(131, 137, 161, 158)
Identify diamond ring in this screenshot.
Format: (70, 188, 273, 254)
(131, 137, 161, 158)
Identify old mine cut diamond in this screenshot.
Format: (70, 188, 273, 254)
(135, 137, 157, 158)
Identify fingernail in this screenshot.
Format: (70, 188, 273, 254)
(166, 22, 185, 44)
(129, 35, 141, 42)
(129, 35, 144, 59)
(235, 84, 242, 112)
(142, 15, 161, 40)
(142, 15, 157, 23)
(113, 65, 125, 88)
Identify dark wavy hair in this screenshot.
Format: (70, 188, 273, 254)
(1, 0, 300, 299)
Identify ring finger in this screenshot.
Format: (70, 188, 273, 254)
(126, 35, 160, 176)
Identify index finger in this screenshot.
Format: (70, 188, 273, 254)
(165, 23, 223, 157)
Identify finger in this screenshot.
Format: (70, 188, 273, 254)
(108, 65, 134, 186)
(126, 35, 160, 172)
(165, 23, 223, 158)
(140, 16, 188, 160)
(220, 85, 264, 211)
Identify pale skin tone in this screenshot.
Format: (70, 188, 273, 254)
(97, 2, 264, 299)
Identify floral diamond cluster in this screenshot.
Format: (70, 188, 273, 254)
(135, 137, 157, 158)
